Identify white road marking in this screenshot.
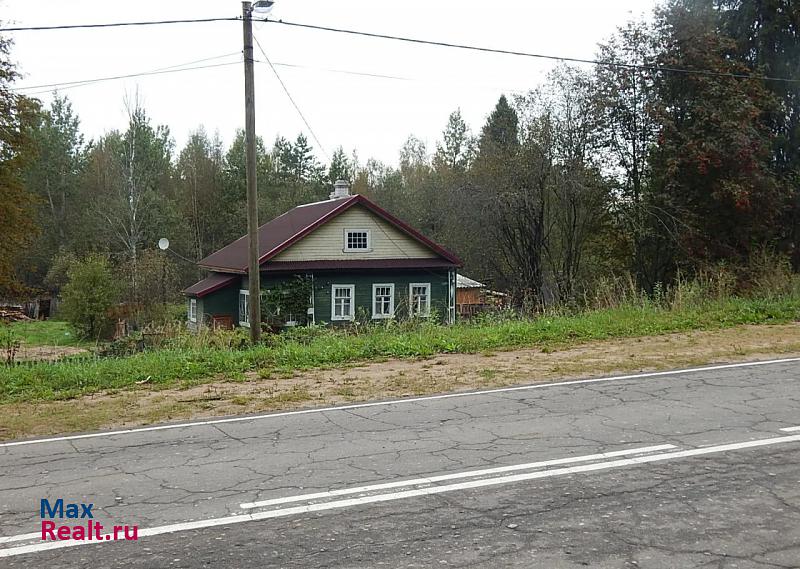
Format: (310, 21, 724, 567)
(2, 433, 799, 558)
(239, 443, 676, 509)
(0, 532, 39, 545)
(1, 357, 798, 449)
(780, 426, 800, 432)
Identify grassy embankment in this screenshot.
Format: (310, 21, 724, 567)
(8, 319, 89, 348)
(2, 292, 799, 405)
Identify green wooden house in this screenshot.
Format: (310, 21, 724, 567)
(183, 181, 461, 329)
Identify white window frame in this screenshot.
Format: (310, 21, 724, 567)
(188, 298, 197, 323)
(372, 283, 395, 319)
(409, 283, 431, 317)
(343, 229, 371, 253)
(331, 284, 356, 321)
(239, 289, 250, 328)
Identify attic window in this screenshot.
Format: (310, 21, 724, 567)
(344, 229, 370, 252)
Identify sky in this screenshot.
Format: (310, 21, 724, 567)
(3, 0, 656, 166)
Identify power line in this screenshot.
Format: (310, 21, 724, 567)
(268, 60, 532, 94)
(0, 17, 239, 32)
(19, 61, 241, 97)
(260, 18, 800, 85)
(252, 34, 330, 161)
(5, 15, 798, 84)
(14, 53, 242, 93)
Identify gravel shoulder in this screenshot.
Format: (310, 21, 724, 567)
(1, 322, 798, 441)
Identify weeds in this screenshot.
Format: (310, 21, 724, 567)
(1, 276, 799, 405)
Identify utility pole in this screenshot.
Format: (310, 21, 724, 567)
(242, 1, 261, 344)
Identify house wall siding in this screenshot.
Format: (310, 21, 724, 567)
(311, 269, 450, 324)
(272, 205, 438, 261)
(189, 282, 240, 329)
(191, 269, 453, 330)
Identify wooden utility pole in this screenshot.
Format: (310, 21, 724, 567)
(242, 1, 261, 343)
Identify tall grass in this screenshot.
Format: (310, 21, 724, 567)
(1, 286, 798, 404)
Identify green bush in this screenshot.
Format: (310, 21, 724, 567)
(60, 255, 119, 341)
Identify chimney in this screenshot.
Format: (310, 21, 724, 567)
(330, 179, 351, 200)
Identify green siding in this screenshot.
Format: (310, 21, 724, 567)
(311, 269, 451, 325)
(196, 283, 240, 326)
(189, 269, 453, 328)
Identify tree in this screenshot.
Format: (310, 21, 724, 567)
(538, 67, 610, 302)
(176, 128, 224, 260)
(94, 95, 175, 307)
(23, 94, 86, 285)
(61, 255, 118, 340)
(0, 30, 39, 298)
(274, 134, 323, 184)
(593, 19, 672, 289)
(328, 146, 352, 183)
(220, 129, 271, 244)
(471, 96, 529, 291)
(650, 0, 782, 267)
(717, 0, 800, 269)
(478, 95, 519, 157)
(119, 249, 180, 323)
(433, 109, 475, 173)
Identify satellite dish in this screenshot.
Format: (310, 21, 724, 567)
(158, 238, 170, 251)
(252, 0, 275, 15)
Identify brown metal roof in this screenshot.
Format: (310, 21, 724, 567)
(262, 259, 458, 272)
(198, 194, 461, 273)
(183, 272, 237, 298)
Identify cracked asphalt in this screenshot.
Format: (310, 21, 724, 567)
(1, 359, 799, 568)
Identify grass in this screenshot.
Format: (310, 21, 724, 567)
(6, 320, 89, 348)
(1, 294, 798, 405)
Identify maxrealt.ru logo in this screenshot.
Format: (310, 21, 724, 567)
(40, 499, 138, 542)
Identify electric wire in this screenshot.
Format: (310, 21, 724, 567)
(0, 17, 240, 32)
(14, 52, 243, 94)
(18, 61, 242, 97)
(259, 18, 800, 85)
(252, 34, 330, 161)
(3, 15, 797, 84)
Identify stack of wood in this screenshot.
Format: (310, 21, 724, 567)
(0, 307, 31, 322)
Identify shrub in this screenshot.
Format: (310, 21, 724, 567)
(60, 255, 118, 341)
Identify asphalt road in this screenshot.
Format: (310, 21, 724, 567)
(1, 358, 799, 568)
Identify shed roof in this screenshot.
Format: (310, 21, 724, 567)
(198, 194, 461, 273)
(183, 272, 236, 298)
(456, 274, 485, 289)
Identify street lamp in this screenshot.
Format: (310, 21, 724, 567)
(251, 1, 275, 16)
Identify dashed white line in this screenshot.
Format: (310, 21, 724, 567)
(1, 357, 798, 448)
(0, 532, 39, 545)
(779, 426, 800, 432)
(2, 433, 799, 558)
(239, 443, 676, 509)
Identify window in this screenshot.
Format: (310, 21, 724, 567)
(409, 283, 431, 317)
(372, 283, 395, 319)
(344, 229, 370, 252)
(239, 290, 250, 327)
(331, 285, 355, 321)
(188, 298, 197, 323)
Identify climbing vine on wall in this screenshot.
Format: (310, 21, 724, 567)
(260, 276, 312, 328)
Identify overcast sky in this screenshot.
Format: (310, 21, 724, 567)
(3, 0, 656, 165)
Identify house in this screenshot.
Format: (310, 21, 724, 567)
(183, 181, 462, 329)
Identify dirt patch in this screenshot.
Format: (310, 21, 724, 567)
(1, 322, 799, 441)
(14, 345, 89, 362)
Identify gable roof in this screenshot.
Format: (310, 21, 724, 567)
(198, 194, 461, 273)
